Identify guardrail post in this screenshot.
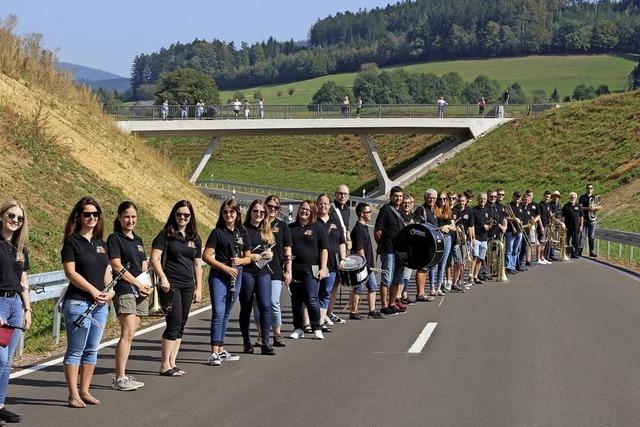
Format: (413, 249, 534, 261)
(18, 333, 24, 356)
(618, 243, 623, 259)
(379, 105, 382, 118)
(607, 241, 611, 257)
(630, 246, 634, 263)
(53, 301, 61, 344)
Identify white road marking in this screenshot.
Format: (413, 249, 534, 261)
(407, 322, 437, 354)
(438, 296, 444, 307)
(10, 305, 213, 379)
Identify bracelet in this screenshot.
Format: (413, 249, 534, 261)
(24, 308, 31, 312)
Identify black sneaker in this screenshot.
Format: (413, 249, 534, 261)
(367, 310, 386, 319)
(0, 408, 22, 423)
(349, 313, 364, 320)
(261, 345, 276, 356)
(400, 297, 414, 305)
(242, 344, 254, 354)
(380, 306, 397, 316)
(451, 284, 465, 293)
(590, 252, 597, 257)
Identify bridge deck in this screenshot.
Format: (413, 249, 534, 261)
(9, 259, 640, 426)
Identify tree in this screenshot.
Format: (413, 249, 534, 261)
(531, 89, 548, 104)
(629, 60, 640, 90)
(312, 81, 351, 104)
(572, 84, 597, 101)
(595, 85, 610, 96)
(591, 19, 619, 52)
(440, 72, 465, 103)
(550, 88, 560, 103)
(505, 82, 527, 104)
(555, 20, 591, 52)
(253, 90, 263, 101)
(461, 75, 501, 103)
(155, 68, 220, 104)
(136, 84, 156, 101)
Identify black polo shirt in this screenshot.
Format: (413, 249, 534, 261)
(107, 231, 147, 295)
(486, 202, 504, 240)
(330, 201, 351, 238)
(61, 234, 109, 301)
(289, 221, 329, 276)
(244, 223, 269, 275)
(351, 222, 374, 268)
(539, 201, 551, 226)
(318, 216, 346, 272)
(402, 211, 418, 225)
(205, 227, 250, 267)
(414, 204, 437, 226)
(152, 230, 202, 289)
(472, 205, 490, 241)
(0, 240, 30, 292)
(269, 219, 292, 281)
(562, 202, 582, 231)
(452, 206, 473, 243)
(374, 204, 404, 254)
(507, 202, 525, 233)
(525, 201, 540, 220)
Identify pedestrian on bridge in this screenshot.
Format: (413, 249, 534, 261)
(437, 96, 448, 118)
(244, 100, 251, 119)
(61, 197, 113, 408)
(233, 98, 241, 118)
(0, 200, 32, 422)
(180, 100, 188, 119)
(161, 100, 168, 120)
(151, 200, 203, 377)
(203, 199, 252, 366)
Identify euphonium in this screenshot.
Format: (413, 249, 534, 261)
(549, 217, 569, 262)
(487, 238, 508, 282)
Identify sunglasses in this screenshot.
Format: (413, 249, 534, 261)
(362, 210, 372, 214)
(266, 204, 280, 211)
(6, 212, 24, 223)
(222, 210, 236, 215)
(176, 212, 191, 219)
(81, 211, 100, 218)
(252, 209, 265, 215)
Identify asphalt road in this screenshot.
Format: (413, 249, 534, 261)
(7, 258, 640, 426)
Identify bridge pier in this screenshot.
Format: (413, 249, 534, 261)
(190, 136, 221, 184)
(359, 134, 394, 196)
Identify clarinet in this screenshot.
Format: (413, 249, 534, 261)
(72, 263, 129, 329)
(227, 233, 242, 303)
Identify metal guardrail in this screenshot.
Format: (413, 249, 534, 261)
(106, 103, 556, 121)
(594, 228, 640, 261)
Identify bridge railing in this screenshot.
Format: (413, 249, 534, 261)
(594, 228, 640, 266)
(106, 103, 556, 121)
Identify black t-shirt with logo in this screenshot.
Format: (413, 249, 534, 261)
(562, 202, 582, 231)
(107, 231, 148, 295)
(579, 193, 596, 221)
(0, 240, 30, 292)
(243, 223, 269, 275)
(414, 204, 438, 226)
(289, 221, 329, 276)
(269, 219, 292, 281)
(152, 230, 202, 289)
(486, 202, 504, 240)
(61, 234, 109, 301)
(351, 222, 374, 269)
(452, 206, 473, 244)
(205, 227, 250, 267)
(507, 202, 526, 233)
(471, 205, 490, 241)
(318, 216, 346, 272)
(374, 204, 404, 254)
(539, 201, 552, 226)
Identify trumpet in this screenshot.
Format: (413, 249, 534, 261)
(73, 263, 129, 329)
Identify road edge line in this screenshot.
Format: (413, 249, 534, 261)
(407, 322, 437, 354)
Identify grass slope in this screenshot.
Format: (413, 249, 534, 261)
(147, 133, 450, 193)
(406, 91, 640, 231)
(220, 55, 636, 105)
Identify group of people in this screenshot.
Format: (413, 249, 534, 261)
(0, 182, 600, 419)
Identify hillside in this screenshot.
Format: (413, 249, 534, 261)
(0, 73, 217, 272)
(56, 61, 124, 81)
(219, 55, 636, 105)
(406, 90, 640, 231)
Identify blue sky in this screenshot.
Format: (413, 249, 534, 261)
(0, 0, 393, 77)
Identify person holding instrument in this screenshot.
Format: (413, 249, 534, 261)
(288, 200, 329, 340)
(61, 197, 113, 408)
(151, 200, 203, 377)
(107, 201, 150, 391)
(239, 200, 275, 356)
(203, 199, 251, 366)
(0, 200, 32, 423)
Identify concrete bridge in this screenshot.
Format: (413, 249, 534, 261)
(117, 117, 510, 195)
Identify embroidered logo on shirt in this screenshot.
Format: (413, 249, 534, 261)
(330, 224, 338, 230)
(96, 246, 106, 254)
(137, 245, 144, 252)
(304, 230, 313, 236)
(187, 241, 196, 248)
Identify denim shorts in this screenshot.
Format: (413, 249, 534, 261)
(473, 240, 488, 260)
(380, 253, 404, 287)
(354, 272, 378, 293)
(451, 245, 463, 263)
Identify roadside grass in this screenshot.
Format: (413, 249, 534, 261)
(146, 133, 450, 193)
(219, 55, 636, 105)
(405, 91, 640, 231)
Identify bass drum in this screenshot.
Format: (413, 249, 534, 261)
(394, 223, 445, 270)
(339, 254, 369, 287)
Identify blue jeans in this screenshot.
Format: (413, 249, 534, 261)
(318, 271, 337, 309)
(505, 232, 522, 271)
(290, 273, 320, 331)
(253, 279, 284, 328)
(209, 267, 242, 346)
(63, 299, 108, 366)
(430, 234, 452, 291)
(240, 272, 271, 345)
(0, 295, 23, 405)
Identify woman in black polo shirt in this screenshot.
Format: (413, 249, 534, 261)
(0, 200, 32, 422)
(289, 200, 329, 340)
(239, 200, 275, 355)
(61, 197, 114, 408)
(203, 199, 252, 366)
(107, 201, 151, 390)
(151, 200, 202, 377)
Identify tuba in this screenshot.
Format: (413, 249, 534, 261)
(487, 238, 508, 282)
(548, 217, 569, 262)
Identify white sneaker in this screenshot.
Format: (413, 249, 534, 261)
(324, 318, 334, 326)
(112, 376, 138, 391)
(127, 375, 144, 388)
(219, 350, 239, 361)
(314, 329, 325, 340)
(208, 352, 221, 366)
(290, 329, 304, 339)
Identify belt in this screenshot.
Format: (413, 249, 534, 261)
(0, 291, 19, 298)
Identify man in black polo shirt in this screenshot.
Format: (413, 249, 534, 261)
(327, 184, 351, 325)
(470, 192, 490, 284)
(349, 203, 384, 319)
(505, 191, 525, 274)
(374, 186, 406, 315)
(579, 184, 601, 257)
(413, 189, 438, 301)
(538, 191, 553, 263)
(562, 192, 583, 258)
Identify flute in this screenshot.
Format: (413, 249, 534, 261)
(73, 263, 129, 329)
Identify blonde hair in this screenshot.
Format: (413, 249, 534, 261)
(0, 199, 29, 261)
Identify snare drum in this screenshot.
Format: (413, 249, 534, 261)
(339, 254, 369, 287)
(394, 223, 445, 269)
